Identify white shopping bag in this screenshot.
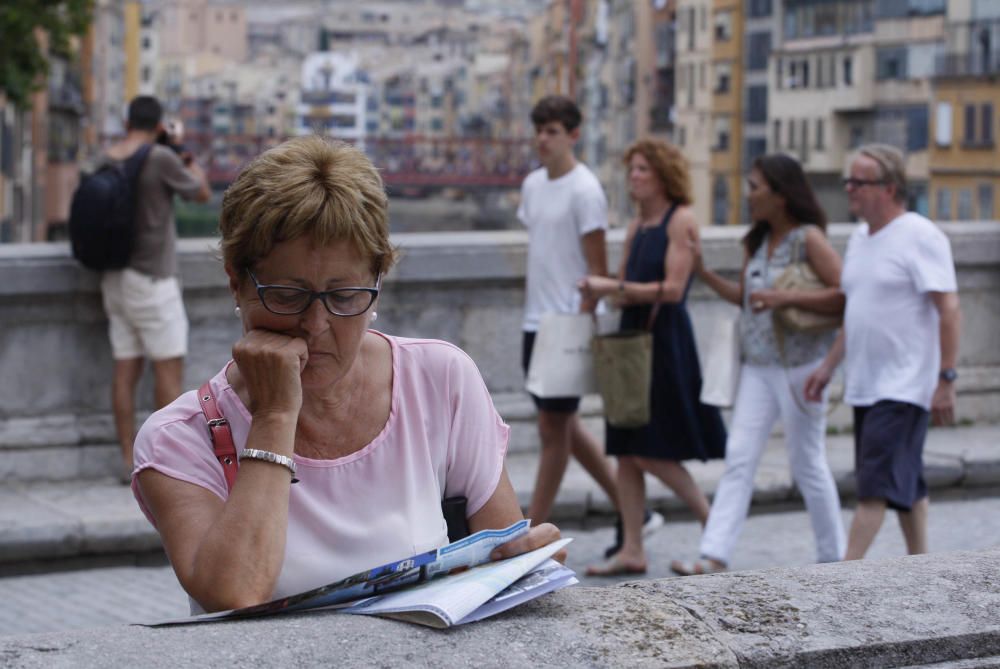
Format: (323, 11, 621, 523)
(700, 312, 741, 408)
(525, 313, 597, 398)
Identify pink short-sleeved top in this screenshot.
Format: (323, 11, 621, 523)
(131, 333, 509, 608)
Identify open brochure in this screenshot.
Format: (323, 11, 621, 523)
(145, 520, 576, 629)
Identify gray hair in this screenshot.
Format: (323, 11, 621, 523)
(856, 143, 907, 204)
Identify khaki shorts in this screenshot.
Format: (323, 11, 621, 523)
(101, 268, 189, 361)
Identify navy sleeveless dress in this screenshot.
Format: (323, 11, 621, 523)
(605, 205, 727, 461)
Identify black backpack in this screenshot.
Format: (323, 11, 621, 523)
(68, 144, 153, 271)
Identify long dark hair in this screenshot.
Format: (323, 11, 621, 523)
(743, 153, 828, 256)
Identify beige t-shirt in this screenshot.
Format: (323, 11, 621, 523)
(122, 144, 204, 278)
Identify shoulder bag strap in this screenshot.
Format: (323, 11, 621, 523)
(643, 203, 681, 331)
(197, 380, 238, 493)
(792, 226, 813, 265)
(645, 283, 663, 331)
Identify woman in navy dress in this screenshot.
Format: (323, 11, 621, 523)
(578, 139, 726, 575)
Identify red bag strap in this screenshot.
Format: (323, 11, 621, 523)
(197, 380, 238, 493)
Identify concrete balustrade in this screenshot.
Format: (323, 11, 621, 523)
(1, 222, 998, 482)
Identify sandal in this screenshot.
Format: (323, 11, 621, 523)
(669, 558, 727, 576)
(586, 555, 647, 577)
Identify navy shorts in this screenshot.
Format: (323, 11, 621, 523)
(521, 331, 581, 414)
(853, 400, 929, 511)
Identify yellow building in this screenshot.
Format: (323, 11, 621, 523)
(929, 18, 1000, 221)
(124, 1, 141, 102)
(708, 0, 744, 226)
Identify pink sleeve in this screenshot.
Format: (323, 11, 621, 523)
(131, 400, 230, 527)
(440, 346, 510, 516)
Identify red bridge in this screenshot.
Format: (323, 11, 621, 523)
(181, 134, 535, 192)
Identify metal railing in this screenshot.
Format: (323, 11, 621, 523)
(935, 51, 1000, 77)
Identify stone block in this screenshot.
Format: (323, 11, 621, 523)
(0, 447, 85, 482)
(3, 549, 1000, 668)
(0, 415, 80, 448)
(0, 489, 80, 562)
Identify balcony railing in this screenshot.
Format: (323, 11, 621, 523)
(300, 90, 358, 105)
(935, 51, 1000, 77)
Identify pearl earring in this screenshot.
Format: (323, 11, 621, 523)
(370, 311, 378, 322)
(234, 305, 241, 317)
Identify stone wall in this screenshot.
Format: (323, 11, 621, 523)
(1, 547, 999, 668)
(0, 222, 997, 480)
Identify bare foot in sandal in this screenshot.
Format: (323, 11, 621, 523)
(586, 553, 647, 577)
(669, 557, 726, 576)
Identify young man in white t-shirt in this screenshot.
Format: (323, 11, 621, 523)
(518, 95, 625, 534)
(805, 144, 961, 560)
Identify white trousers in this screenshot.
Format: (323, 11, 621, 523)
(699, 360, 846, 564)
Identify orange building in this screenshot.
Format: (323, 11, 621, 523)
(929, 18, 1000, 221)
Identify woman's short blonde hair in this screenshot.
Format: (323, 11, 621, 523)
(219, 135, 397, 277)
(623, 139, 692, 206)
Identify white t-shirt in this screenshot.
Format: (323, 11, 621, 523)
(841, 212, 957, 410)
(518, 163, 608, 332)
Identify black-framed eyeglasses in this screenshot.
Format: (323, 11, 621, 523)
(247, 269, 380, 317)
(842, 177, 886, 189)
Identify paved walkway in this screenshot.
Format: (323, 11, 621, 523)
(3, 494, 999, 638)
(1, 424, 997, 569)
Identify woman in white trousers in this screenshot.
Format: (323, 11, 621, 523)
(671, 154, 846, 575)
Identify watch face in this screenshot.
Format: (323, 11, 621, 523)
(941, 369, 958, 382)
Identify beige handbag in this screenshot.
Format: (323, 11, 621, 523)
(772, 234, 841, 334)
(771, 232, 842, 415)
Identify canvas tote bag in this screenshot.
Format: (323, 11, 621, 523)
(592, 299, 660, 429)
(525, 313, 598, 398)
(699, 310, 742, 408)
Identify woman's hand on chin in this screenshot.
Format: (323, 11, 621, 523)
(490, 523, 566, 564)
(233, 328, 309, 417)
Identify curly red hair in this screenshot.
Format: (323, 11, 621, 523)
(623, 139, 692, 205)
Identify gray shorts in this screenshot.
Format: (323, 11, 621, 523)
(853, 400, 929, 511)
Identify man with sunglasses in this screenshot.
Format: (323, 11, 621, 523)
(805, 143, 961, 560)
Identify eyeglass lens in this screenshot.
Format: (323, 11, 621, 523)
(247, 269, 377, 316)
(261, 287, 375, 315)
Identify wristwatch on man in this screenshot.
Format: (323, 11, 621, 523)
(939, 368, 958, 383)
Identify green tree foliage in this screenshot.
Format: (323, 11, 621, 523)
(0, 0, 94, 108)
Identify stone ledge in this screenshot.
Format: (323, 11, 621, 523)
(1, 221, 997, 294)
(0, 548, 997, 668)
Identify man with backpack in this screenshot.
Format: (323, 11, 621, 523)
(96, 95, 210, 482)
